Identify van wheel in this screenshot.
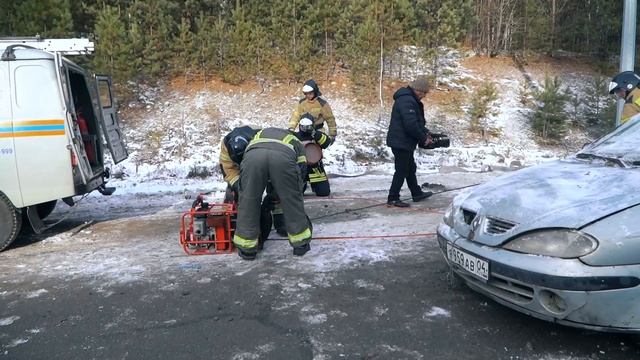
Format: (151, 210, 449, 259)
(36, 200, 57, 220)
(0, 193, 22, 251)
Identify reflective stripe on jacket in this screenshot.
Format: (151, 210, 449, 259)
(219, 141, 240, 186)
(248, 128, 307, 165)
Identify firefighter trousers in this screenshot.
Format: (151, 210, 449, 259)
(307, 160, 330, 197)
(233, 148, 311, 251)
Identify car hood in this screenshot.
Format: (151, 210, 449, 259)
(455, 159, 640, 246)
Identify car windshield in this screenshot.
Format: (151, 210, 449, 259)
(578, 114, 640, 166)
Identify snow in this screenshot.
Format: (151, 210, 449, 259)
(117, 53, 616, 223)
(0, 48, 627, 360)
(108, 48, 589, 192)
(422, 306, 451, 318)
(25, 289, 48, 298)
(0, 316, 20, 326)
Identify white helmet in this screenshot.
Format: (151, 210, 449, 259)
(299, 114, 315, 133)
(302, 84, 314, 93)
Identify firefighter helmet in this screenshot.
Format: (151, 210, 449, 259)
(228, 135, 249, 164)
(301, 79, 322, 97)
(299, 113, 315, 133)
(609, 71, 640, 95)
(225, 126, 257, 164)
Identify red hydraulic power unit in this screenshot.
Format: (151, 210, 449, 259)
(179, 194, 236, 255)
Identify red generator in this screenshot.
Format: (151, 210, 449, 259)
(179, 194, 236, 255)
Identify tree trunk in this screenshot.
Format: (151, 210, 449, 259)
(379, 29, 384, 108)
(550, 0, 556, 56)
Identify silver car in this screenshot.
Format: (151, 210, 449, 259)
(438, 116, 640, 333)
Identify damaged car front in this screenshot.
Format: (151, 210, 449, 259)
(438, 116, 640, 333)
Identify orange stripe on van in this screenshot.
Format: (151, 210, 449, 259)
(0, 130, 66, 138)
(13, 119, 65, 126)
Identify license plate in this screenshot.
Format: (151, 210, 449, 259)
(446, 243, 489, 281)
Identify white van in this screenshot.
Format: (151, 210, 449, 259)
(0, 38, 128, 250)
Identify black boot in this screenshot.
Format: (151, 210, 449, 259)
(387, 199, 410, 208)
(237, 247, 257, 260)
(292, 243, 310, 256)
(412, 191, 433, 202)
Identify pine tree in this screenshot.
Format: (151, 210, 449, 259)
(127, 20, 145, 88)
(582, 76, 609, 126)
(127, 0, 176, 79)
(172, 17, 196, 79)
(468, 80, 499, 133)
(94, 4, 129, 84)
(12, 0, 73, 37)
(565, 91, 581, 126)
(529, 76, 569, 141)
(226, 1, 253, 83)
(193, 12, 214, 85)
(581, 75, 617, 136)
(416, 0, 473, 79)
(0, 1, 17, 36)
(349, 10, 382, 88)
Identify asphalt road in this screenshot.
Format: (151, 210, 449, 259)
(1, 173, 639, 360)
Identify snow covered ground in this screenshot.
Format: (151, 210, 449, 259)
(108, 50, 597, 195)
(3, 171, 636, 359)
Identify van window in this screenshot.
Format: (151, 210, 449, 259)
(97, 80, 112, 108)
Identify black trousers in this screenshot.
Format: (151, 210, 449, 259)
(388, 148, 422, 201)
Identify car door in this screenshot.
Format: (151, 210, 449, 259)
(94, 75, 128, 164)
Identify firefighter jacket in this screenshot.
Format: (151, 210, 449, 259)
(622, 88, 640, 124)
(219, 126, 258, 188)
(246, 128, 308, 178)
(295, 130, 330, 193)
(288, 97, 337, 137)
(295, 129, 332, 149)
(386, 87, 429, 151)
(233, 127, 311, 250)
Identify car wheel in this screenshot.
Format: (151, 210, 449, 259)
(36, 200, 57, 220)
(0, 193, 22, 251)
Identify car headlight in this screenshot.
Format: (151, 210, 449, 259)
(443, 203, 454, 227)
(503, 229, 598, 258)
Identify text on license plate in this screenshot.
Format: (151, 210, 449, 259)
(446, 244, 489, 281)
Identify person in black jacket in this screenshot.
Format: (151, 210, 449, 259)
(385, 76, 433, 208)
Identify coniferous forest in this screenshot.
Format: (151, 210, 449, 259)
(0, 1, 628, 90)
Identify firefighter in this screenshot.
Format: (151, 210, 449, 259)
(219, 126, 285, 244)
(233, 127, 312, 260)
(609, 71, 640, 124)
(288, 79, 337, 140)
(219, 125, 258, 198)
(295, 113, 332, 197)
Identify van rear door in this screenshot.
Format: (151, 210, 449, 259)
(95, 75, 127, 164)
(55, 52, 93, 184)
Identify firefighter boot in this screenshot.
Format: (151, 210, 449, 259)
(237, 247, 257, 260)
(293, 243, 311, 256)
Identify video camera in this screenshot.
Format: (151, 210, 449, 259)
(420, 133, 450, 149)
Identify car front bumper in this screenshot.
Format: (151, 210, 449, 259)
(437, 223, 640, 333)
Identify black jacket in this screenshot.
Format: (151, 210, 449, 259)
(386, 87, 429, 151)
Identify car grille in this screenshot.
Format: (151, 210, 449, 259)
(460, 271, 534, 304)
(484, 216, 516, 234)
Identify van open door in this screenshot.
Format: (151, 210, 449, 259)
(95, 75, 128, 164)
(55, 52, 93, 184)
